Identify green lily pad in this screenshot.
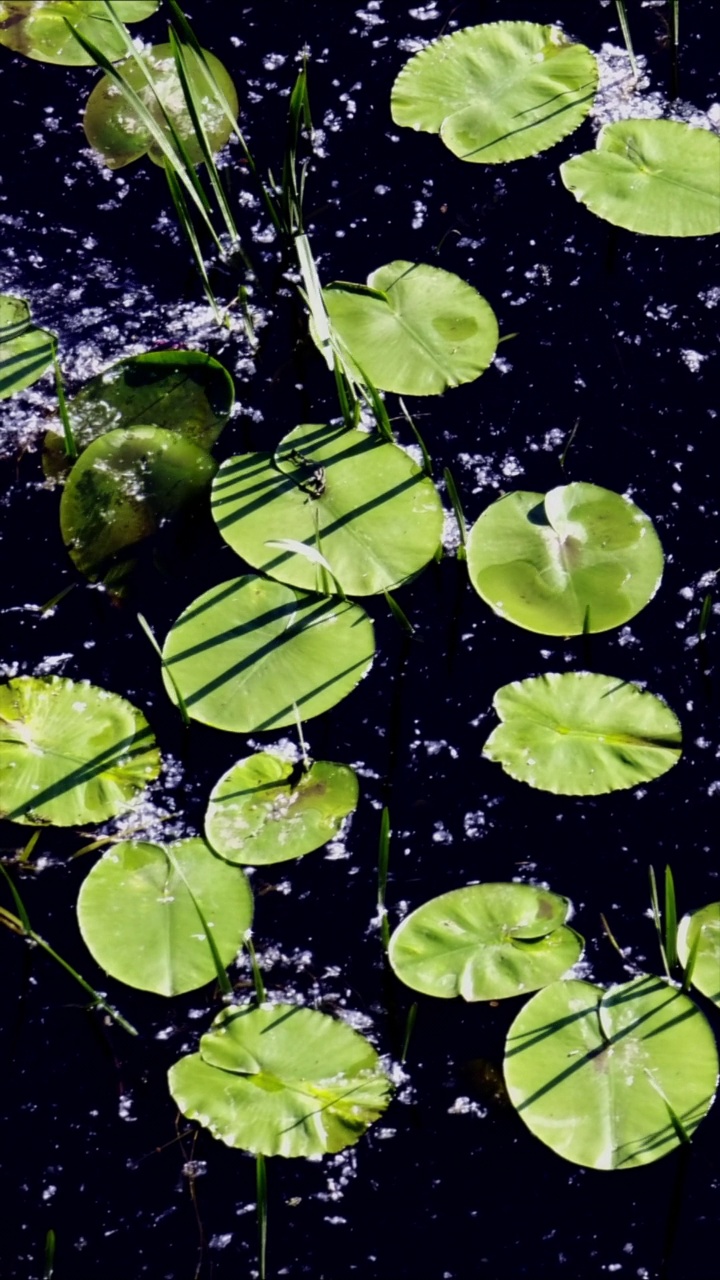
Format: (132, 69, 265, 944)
(466, 482, 664, 635)
(59, 425, 217, 579)
(0, 675, 160, 826)
(483, 673, 682, 795)
(323, 262, 498, 396)
(205, 754, 359, 866)
(77, 838, 253, 996)
(168, 1002, 393, 1157)
(677, 903, 720, 1008)
(388, 882, 583, 1001)
(0, 1, 158, 66)
(211, 421, 444, 595)
(44, 349, 234, 479)
(504, 975, 718, 1169)
(83, 41, 238, 169)
(560, 119, 720, 237)
(391, 22, 597, 164)
(0, 295, 54, 400)
(161, 575, 375, 733)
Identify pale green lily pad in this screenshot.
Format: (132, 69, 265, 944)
(59, 425, 217, 579)
(83, 42, 238, 169)
(466, 482, 664, 635)
(391, 22, 597, 164)
(205, 754, 359, 866)
(560, 119, 720, 237)
(323, 262, 498, 396)
(678, 903, 720, 1008)
(388, 882, 583, 1001)
(0, 1, 158, 66)
(44, 349, 233, 479)
(0, 675, 160, 826)
(77, 838, 253, 996)
(0, 295, 54, 400)
(484, 673, 682, 795)
(211, 421, 444, 595)
(504, 975, 718, 1169)
(168, 1002, 393, 1157)
(161, 575, 375, 733)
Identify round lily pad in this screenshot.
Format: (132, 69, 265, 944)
(59, 425, 217, 579)
(77, 838, 253, 996)
(168, 1002, 393, 1157)
(677, 903, 720, 1008)
(323, 262, 498, 396)
(0, 1, 158, 66)
(483, 672, 682, 795)
(504, 975, 718, 1169)
(161, 575, 375, 733)
(0, 294, 54, 400)
(211, 421, 444, 595)
(560, 119, 720, 237)
(0, 675, 160, 826)
(83, 41, 238, 169)
(388, 883, 582, 1001)
(205, 753, 359, 866)
(466, 482, 664, 635)
(44, 349, 233, 479)
(391, 22, 597, 163)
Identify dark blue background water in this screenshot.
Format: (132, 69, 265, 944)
(1, 2, 718, 1276)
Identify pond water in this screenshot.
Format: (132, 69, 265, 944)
(1, 1, 719, 1277)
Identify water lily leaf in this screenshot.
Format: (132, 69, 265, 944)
(77, 838, 253, 996)
(0, 675, 160, 826)
(504, 975, 718, 1169)
(484, 673, 682, 795)
(44, 349, 233, 479)
(0, 1, 158, 66)
(168, 1002, 393, 1157)
(211, 422, 444, 595)
(677, 903, 720, 1008)
(560, 119, 720, 237)
(161, 575, 375, 733)
(59, 425, 217, 579)
(83, 41, 238, 169)
(388, 882, 583, 1001)
(0, 294, 54, 400)
(391, 22, 597, 164)
(204, 753, 359, 866)
(466, 482, 664, 635)
(323, 262, 498, 396)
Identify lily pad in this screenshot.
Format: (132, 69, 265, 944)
(44, 349, 234, 479)
(161, 575, 375, 733)
(211, 421, 444, 595)
(77, 838, 253, 996)
(0, 1, 158, 66)
(504, 975, 718, 1169)
(0, 295, 54, 400)
(560, 119, 720, 237)
(83, 41, 238, 170)
(483, 672, 682, 795)
(391, 22, 597, 164)
(168, 1002, 393, 1157)
(323, 262, 498, 396)
(677, 903, 720, 1008)
(466, 482, 664, 635)
(388, 882, 583, 1001)
(205, 754, 359, 866)
(59, 425, 217, 579)
(0, 675, 160, 826)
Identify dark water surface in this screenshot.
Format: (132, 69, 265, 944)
(1, 2, 719, 1277)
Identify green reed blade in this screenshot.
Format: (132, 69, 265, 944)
(43, 1228, 56, 1280)
(256, 1153, 268, 1280)
(377, 807, 390, 908)
(614, 1, 639, 78)
(138, 611, 191, 726)
(664, 864, 678, 971)
(443, 466, 467, 559)
(52, 349, 77, 460)
(649, 864, 670, 979)
(164, 847, 233, 998)
(401, 1001, 418, 1064)
(398, 397, 432, 476)
(384, 590, 415, 635)
(245, 933, 267, 1004)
